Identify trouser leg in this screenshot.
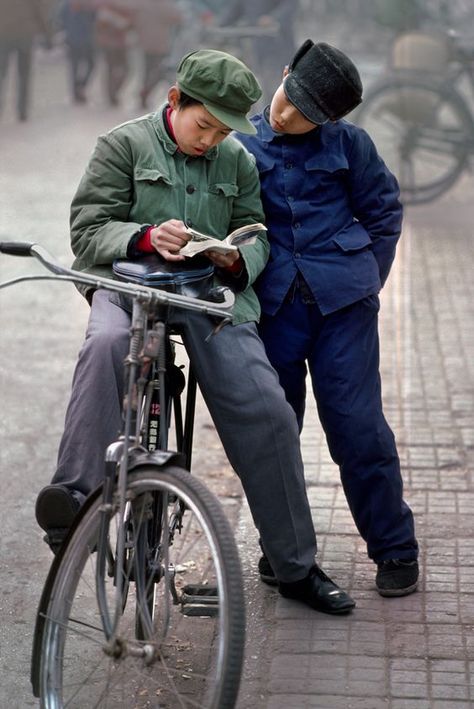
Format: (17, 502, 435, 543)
(105, 47, 128, 104)
(16, 42, 32, 120)
(259, 301, 312, 431)
(51, 291, 130, 499)
(179, 312, 317, 582)
(51, 295, 317, 582)
(0, 43, 11, 115)
(259, 294, 417, 563)
(308, 296, 418, 562)
(68, 46, 81, 100)
(142, 52, 164, 96)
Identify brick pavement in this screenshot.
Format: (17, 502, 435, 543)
(236, 176, 474, 709)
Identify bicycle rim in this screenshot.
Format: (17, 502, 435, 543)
(38, 466, 246, 709)
(355, 78, 473, 204)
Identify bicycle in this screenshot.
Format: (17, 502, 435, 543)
(354, 30, 474, 204)
(0, 241, 246, 708)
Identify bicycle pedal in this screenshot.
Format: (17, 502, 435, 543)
(180, 584, 219, 617)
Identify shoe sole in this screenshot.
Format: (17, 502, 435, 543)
(35, 486, 80, 532)
(279, 591, 356, 615)
(312, 603, 355, 615)
(259, 573, 278, 587)
(377, 582, 418, 597)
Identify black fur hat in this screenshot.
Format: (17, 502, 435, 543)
(284, 40, 363, 124)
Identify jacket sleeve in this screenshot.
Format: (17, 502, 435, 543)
(70, 133, 147, 267)
(346, 127, 403, 286)
(227, 149, 269, 289)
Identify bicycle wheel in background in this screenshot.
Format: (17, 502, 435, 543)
(34, 466, 246, 709)
(355, 76, 474, 204)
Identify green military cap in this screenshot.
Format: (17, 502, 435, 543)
(176, 49, 262, 135)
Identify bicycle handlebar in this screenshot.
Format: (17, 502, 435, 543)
(0, 241, 36, 257)
(0, 241, 235, 320)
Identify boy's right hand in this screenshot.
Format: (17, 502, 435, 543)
(149, 220, 191, 261)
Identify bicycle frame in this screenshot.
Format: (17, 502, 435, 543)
(0, 239, 235, 646)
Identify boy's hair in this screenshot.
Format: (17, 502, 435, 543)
(285, 40, 363, 125)
(177, 91, 201, 109)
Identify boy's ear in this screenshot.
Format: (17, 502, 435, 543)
(282, 64, 289, 80)
(168, 85, 180, 108)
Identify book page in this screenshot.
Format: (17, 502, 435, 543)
(180, 222, 266, 257)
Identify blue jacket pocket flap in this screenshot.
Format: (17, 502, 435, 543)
(333, 226, 372, 252)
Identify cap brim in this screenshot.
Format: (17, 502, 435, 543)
(203, 101, 257, 135)
(284, 75, 328, 125)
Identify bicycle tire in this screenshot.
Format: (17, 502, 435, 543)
(354, 75, 474, 204)
(36, 465, 246, 709)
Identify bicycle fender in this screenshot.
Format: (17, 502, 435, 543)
(127, 448, 186, 471)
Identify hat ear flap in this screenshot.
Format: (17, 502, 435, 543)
(289, 39, 314, 71)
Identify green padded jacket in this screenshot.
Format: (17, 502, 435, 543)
(70, 105, 269, 324)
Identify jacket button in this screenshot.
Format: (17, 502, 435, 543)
(186, 184, 196, 194)
(186, 219, 193, 227)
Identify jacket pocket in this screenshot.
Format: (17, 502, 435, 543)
(257, 156, 276, 175)
(332, 227, 372, 253)
(208, 182, 239, 197)
(305, 154, 349, 173)
(134, 166, 172, 185)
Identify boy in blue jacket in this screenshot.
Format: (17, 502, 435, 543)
(236, 40, 419, 597)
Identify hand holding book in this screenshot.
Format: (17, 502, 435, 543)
(180, 223, 267, 258)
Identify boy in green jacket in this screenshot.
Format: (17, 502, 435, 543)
(35, 48, 355, 615)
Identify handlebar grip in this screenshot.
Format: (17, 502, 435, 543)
(0, 241, 36, 256)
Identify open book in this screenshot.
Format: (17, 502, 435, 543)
(180, 223, 267, 258)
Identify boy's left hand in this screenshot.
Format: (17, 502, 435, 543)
(205, 249, 241, 269)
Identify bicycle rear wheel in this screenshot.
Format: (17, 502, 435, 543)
(355, 76, 474, 204)
(36, 466, 246, 709)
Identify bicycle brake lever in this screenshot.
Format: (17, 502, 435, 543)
(204, 317, 232, 342)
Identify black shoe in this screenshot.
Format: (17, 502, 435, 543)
(279, 564, 356, 615)
(376, 559, 419, 597)
(35, 485, 81, 554)
(258, 554, 278, 586)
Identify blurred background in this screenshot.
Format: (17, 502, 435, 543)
(1, 0, 474, 209)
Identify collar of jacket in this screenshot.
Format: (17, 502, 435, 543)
(150, 103, 219, 161)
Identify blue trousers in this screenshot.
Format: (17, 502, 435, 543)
(258, 292, 418, 563)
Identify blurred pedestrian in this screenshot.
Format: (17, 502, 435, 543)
(372, 0, 424, 33)
(0, 0, 54, 121)
(94, 0, 134, 106)
(218, 0, 296, 104)
(135, 0, 182, 110)
(59, 0, 97, 104)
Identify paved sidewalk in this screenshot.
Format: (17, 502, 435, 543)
(236, 178, 474, 709)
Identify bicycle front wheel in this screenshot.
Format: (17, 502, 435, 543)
(37, 466, 246, 709)
(355, 76, 474, 204)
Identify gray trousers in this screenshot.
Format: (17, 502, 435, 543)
(52, 290, 317, 582)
